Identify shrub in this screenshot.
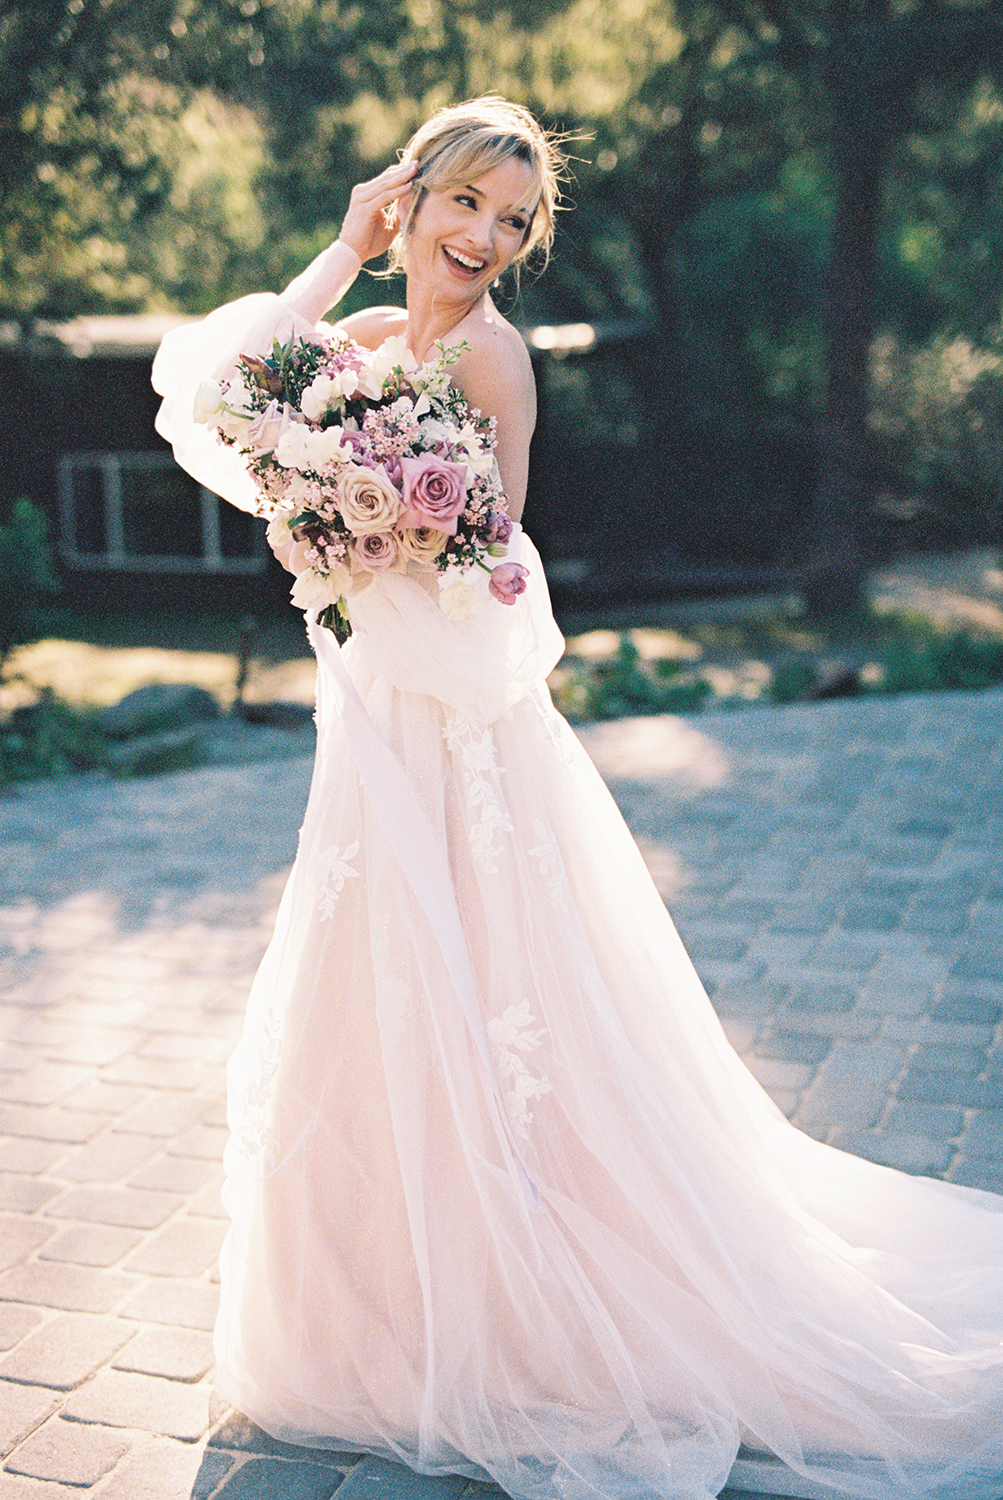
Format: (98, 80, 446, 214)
(0, 497, 61, 680)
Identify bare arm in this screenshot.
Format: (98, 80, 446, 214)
(280, 159, 417, 323)
(451, 326, 537, 522)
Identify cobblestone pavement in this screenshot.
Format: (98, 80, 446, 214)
(1, 686, 1001, 1498)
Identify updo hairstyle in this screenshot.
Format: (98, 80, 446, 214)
(386, 95, 567, 276)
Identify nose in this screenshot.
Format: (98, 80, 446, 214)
(466, 211, 495, 255)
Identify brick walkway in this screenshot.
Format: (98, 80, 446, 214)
(1, 686, 1001, 1498)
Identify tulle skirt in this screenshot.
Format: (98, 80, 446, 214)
(215, 546, 1003, 1500)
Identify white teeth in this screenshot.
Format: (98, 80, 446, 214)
(446, 248, 485, 271)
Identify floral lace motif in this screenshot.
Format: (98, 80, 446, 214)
(528, 817, 572, 911)
(314, 841, 360, 919)
(487, 999, 552, 1138)
(443, 713, 513, 874)
(530, 692, 579, 768)
(231, 1010, 282, 1169)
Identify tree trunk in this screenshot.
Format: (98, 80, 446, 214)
(803, 128, 886, 616)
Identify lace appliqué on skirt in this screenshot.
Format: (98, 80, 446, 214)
(314, 841, 360, 919)
(443, 713, 513, 874)
(487, 1000, 552, 1139)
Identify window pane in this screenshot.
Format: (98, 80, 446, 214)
(120, 465, 202, 558)
(71, 464, 107, 555)
(218, 499, 261, 559)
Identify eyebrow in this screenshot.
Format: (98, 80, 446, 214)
(459, 183, 531, 218)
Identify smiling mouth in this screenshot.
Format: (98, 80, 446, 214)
(443, 246, 488, 275)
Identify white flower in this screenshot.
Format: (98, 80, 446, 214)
(418, 418, 455, 447)
(265, 511, 297, 570)
(215, 378, 255, 442)
(438, 576, 481, 621)
(411, 361, 452, 399)
(355, 335, 418, 399)
(275, 424, 317, 470)
(283, 472, 314, 504)
(305, 425, 351, 469)
(300, 371, 358, 421)
(193, 378, 223, 424)
(289, 565, 352, 611)
(217, 408, 254, 443)
(453, 421, 495, 478)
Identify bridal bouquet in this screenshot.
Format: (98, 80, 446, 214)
(193, 330, 528, 627)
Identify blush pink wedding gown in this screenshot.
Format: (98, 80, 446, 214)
(154, 295, 1003, 1500)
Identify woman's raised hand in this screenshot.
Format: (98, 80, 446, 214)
(338, 160, 419, 264)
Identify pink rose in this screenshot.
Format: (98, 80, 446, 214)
(350, 530, 402, 572)
(398, 454, 468, 535)
(488, 562, 529, 605)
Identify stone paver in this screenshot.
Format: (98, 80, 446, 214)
(0, 686, 1002, 1497)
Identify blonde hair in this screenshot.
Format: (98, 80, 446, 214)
(386, 96, 568, 277)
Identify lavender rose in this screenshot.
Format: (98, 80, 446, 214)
(398, 454, 468, 535)
(483, 509, 513, 546)
(350, 530, 403, 572)
(337, 465, 402, 534)
(488, 562, 529, 605)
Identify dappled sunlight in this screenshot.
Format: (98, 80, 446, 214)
(0, 874, 285, 1074)
(871, 550, 1003, 636)
(576, 713, 732, 788)
(1, 639, 317, 714)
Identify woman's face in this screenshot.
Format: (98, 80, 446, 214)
(403, 155, 538, 308)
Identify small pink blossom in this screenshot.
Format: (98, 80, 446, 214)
(398, 454, 468, 534)
(488, 561, 529, 605)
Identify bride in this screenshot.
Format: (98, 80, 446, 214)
(153, 97, 1003, 1500)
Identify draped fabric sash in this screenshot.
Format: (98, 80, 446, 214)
(308, 615, 541, 1212)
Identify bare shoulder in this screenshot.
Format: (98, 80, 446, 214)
(449, 304, 536, 519)
(450, 307, 536, 427)
(334, 305, 407, 349)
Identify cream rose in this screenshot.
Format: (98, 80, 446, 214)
(337, 465, 402, 535)
(265, 512, 297, 571)
(397, 525, 448, 566)
(438, 575, 481, 621)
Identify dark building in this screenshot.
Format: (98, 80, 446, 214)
(0, 314, 279, 613)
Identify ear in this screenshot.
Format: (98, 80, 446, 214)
(398, 182, 427, 234)
(396, 188, 415, 226)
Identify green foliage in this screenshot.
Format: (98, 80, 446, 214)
(5, 0, 1003, 569)
(0, 691, 107, 784)
(554, 638, 712, 720)
(878, 622, 1003, 695)
(769, 660, 821, 704)
(0, 497, 60, 678)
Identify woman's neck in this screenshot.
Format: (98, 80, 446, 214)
(405, 282, 489, 360)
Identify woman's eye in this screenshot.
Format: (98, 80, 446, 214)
(455, 194, 476, 208)
(506, 217, 528, 232)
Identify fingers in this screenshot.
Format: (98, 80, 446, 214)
(340, 160, 419, 262)
(352, 159, 418, 207)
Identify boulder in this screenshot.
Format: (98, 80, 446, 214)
(98, 684, 220, 740)
(104, 727, 203, 777)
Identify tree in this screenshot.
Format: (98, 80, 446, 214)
(707, 0, 1003, 610)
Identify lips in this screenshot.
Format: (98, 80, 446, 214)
(442, 246, 488, 276)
